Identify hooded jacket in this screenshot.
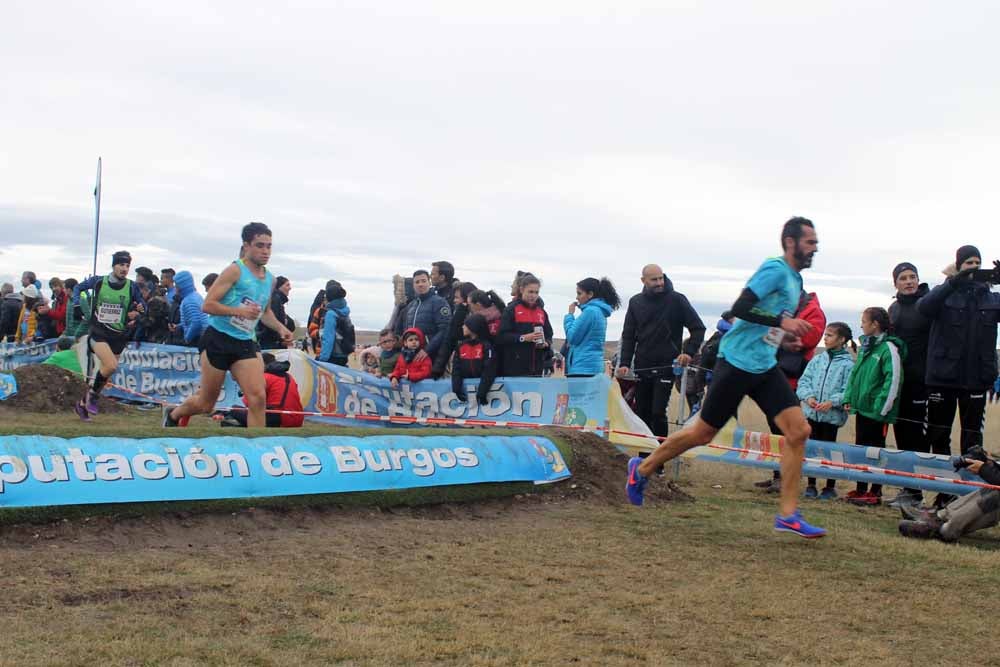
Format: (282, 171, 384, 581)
(391, 328, 433, 382)
(242, 359, 304, 427)
(619, 278, 705, 375)
(318, 299, 354, 365)
(888, 283, 931, 386)
(844, 333, 907, 424)
(45, 290, 67, 337)
(174, 271, 208, 345)
(496, 298, 554, 377)
(395, 291, 451, 357)
(563, 298, 613, 376)
(0, 292, 22, 341)
(917, 277, 1000, 391)
(776, 291, 826, 390)
(796, 348, 855, 426)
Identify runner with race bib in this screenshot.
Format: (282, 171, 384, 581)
(164, 222, 293, 428)
(71, 250, 147, 421)
(625, 217, 828, 539)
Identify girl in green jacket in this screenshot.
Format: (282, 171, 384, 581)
(844, 307, 907, 506)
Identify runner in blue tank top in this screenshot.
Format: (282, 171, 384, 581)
(625, 217, 828, 539)
(164, 222, 293, 428)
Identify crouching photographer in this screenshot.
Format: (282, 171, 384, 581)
(898, 446, 1000, 542)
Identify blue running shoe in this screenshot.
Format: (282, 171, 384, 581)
(774, 510, 826, 539)
(626, 456, 648, 506)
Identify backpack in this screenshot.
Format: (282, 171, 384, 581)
(331, 313, 356, 359)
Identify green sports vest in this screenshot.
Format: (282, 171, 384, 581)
(94, 278, 132, 332)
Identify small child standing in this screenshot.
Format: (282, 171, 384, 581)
(451, 313, 498, 405)
(390, 328, 432, 387)
(843, 307, 906, 506)
(377, 329, 401, 378)
(796, 322, 856, 500)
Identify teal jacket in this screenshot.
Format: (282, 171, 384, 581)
(844, 333, 907, 424)
(563, 298, 613, 376)
(796, 348, 854, 426)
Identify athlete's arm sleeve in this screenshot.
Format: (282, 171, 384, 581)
(729, 288, 783, 327)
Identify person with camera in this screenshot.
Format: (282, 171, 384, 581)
(917, 247, 1000, 455)
(898, 446, 1000, 543)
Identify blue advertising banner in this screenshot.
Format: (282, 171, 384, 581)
(0, 434, 570, 508)
(0, 373, 16, 400)
(87, 342, 610, 427)
(0, 339, 60, 372)
(99, 342, 241, 408)
(690, 426, 982, 495)
(302, 357, 610, 428)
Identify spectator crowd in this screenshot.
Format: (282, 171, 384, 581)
(2, 235, 1000, 543)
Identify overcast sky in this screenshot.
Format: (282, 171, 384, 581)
(2, 1, 998, 340)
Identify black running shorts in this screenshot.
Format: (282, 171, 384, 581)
(88, 324, 129, 356)
(698, 358, 800, 429)
(199, 326, 259, 371)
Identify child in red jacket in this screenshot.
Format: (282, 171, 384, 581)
(390, 327, 432, 387)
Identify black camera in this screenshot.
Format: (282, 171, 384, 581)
(952, 445, 990, 471)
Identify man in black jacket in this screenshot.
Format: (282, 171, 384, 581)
(395, 270, 451, 358)
(898, 448, 1000, 543)
(917, 246, 1000, 459)
(0, 283, 22, 342)
(616, 264, 706, 436)
(886, 262, 933, 508)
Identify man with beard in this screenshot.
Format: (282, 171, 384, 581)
(616, 265, 705, 437)
(885, 262, 932, 508)
(163, 222, 293, 428)
(626, 217, 826, 538)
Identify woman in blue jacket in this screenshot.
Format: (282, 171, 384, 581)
(563, 277, 621, 376)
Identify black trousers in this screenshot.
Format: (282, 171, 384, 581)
(635, 375, 673, 437)
(893, 380, 928, 496)
(229, 409, 283, 428)
(855, 414, 888, 494)
(806, 420, 839, 488)
(926, 387, 987, 456)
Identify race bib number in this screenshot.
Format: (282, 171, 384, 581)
(229, 297, 259, 334)
(97, 302, 123, 325)
(762, 311, 793, 348)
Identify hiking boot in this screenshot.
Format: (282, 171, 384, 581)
(85, 390, 100, 415)
(819, 487, 838, 500)
(766, 479, 782, 494)
(932, 494, 956, 510)
(843, 490, 862, 502)
(74, 400, 91, 422)
(847, 491, 881, 506)
(754, 477, 776, 488)
(626, 456, 649, 506)
(774, 510, 827, 539)
(886, 491, 923, 510)
(804, 485, 819, 499)
(899, 504, 941, 526)
(898, 520, 937, 540)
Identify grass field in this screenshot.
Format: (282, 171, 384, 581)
(1, 402, 999, 665)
